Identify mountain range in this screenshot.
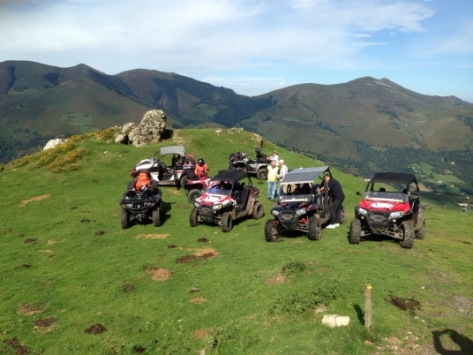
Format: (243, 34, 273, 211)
(1, 60, 473, 196)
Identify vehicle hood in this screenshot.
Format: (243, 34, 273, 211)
(359, 199, 411, 213)
(197, 193, 235, 205)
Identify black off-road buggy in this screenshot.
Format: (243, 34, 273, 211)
(228, 147, 271, 180)
(265, 166, 346, 242)
(119, 186, 163, 229)
(131, 145, 195, 188)
(349, 172, 425, 248)
(189, 169, 265, 232)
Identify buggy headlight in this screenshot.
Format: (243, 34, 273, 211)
(272, 210, 279, 216)
(389, 211, 404, 219)
(357, 207, 368, 216)
(194, 202, 200, 208)
(213, 204, 223, 210)
(295, 208, 306, 216)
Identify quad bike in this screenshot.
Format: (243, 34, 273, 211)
(265, 166, 346, 242)
(228, 147, 271, 180)
(131, 145, 195, 187)
(189, 169, 265, 232)
(119, 186, 163, 229)
(349, 172, 425, 249)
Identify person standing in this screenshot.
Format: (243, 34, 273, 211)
(276, 159, 288, 197)
(194, 158, 209, 177)
(267, 160, 279, 200)
(270, 150, 279, 166)
(321, 173, 345, 228)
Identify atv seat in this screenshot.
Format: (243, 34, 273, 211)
(315, 192, 324, 209)
(235, 186, 249, 210)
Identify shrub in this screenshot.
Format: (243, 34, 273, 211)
(282, 261, 306, 274)
(271, 281, 342, 315)
(47, 148, 88, 172)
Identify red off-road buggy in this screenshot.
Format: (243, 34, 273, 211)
(184, 175, 211, 203)
(350, 172, 426, 248)
(189, 169, 264, 232)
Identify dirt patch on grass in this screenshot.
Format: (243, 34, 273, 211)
(265, 275, 286, 285)
(194, 247, 219, 257)
(17, 304, 46, 316)
(16, 263, 31, 269)
(33, 317, 57, 330)
(3, 338, 31, 355)
(124, 284, 135, 293)
(194, 330, 208, 339)
(133, 345, 147, 353)
(190, 297, 206, 304)
(176, 255, 200, 263)
(46, 239, 56, 245)
(197, 237, 209, 242)
(24, 238, 37, 243)
(135, 234, 170, 239)
(84, 323, 106, 334)
(176, 247, 219, 263)
(387, 294, 422, 315)
(144, 267, 174, 281)
(19, 194, 51, 207)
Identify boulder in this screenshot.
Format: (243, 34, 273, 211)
(115, 110, 167, 146)
(43, 138, 64, 150)
(321, 314, 351, 327)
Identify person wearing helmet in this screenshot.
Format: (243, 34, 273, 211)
(194, 158, 209, 177)
(127, 170, 158, 191)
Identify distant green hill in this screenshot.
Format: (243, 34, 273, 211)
(1, 60, 472, 197)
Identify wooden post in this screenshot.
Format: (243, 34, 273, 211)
(365, 283, 372, 328)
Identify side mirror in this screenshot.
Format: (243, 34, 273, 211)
(356, 191, 361, 196)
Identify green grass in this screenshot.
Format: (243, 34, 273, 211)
(1, 128, 472, 354)
(60, 113, 94, 133)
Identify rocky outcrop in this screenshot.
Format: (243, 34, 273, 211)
(115, 109, 167, 147)
(43, 138, 64, 150)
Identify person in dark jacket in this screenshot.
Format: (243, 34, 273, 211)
(321, 173, 345, 228)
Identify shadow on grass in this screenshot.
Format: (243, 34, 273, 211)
(432, 329, 473, 354)
(353, 304, 365, 325)
(344, 231, 402, 246)
(160, 201, 173, 224)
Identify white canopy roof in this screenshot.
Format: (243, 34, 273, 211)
(281, 166, 330, 184)
(159, 145, 185, 156)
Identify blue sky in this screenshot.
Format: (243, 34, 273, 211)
(1, 0, 472, 102)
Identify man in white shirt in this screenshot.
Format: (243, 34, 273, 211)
(276, 160, 288, 198)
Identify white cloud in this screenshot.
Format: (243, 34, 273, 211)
(0, 0, 470, 100)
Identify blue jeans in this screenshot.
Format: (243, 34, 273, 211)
(277, 182, 283, 197)
(267, 181, 277, 200)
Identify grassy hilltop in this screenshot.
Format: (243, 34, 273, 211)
(1, 128, 472, 354)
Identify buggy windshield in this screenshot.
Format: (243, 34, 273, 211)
(207, 182, 233, 197)
(278, 182, 314, 203)
(364, 182, 409, 203)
